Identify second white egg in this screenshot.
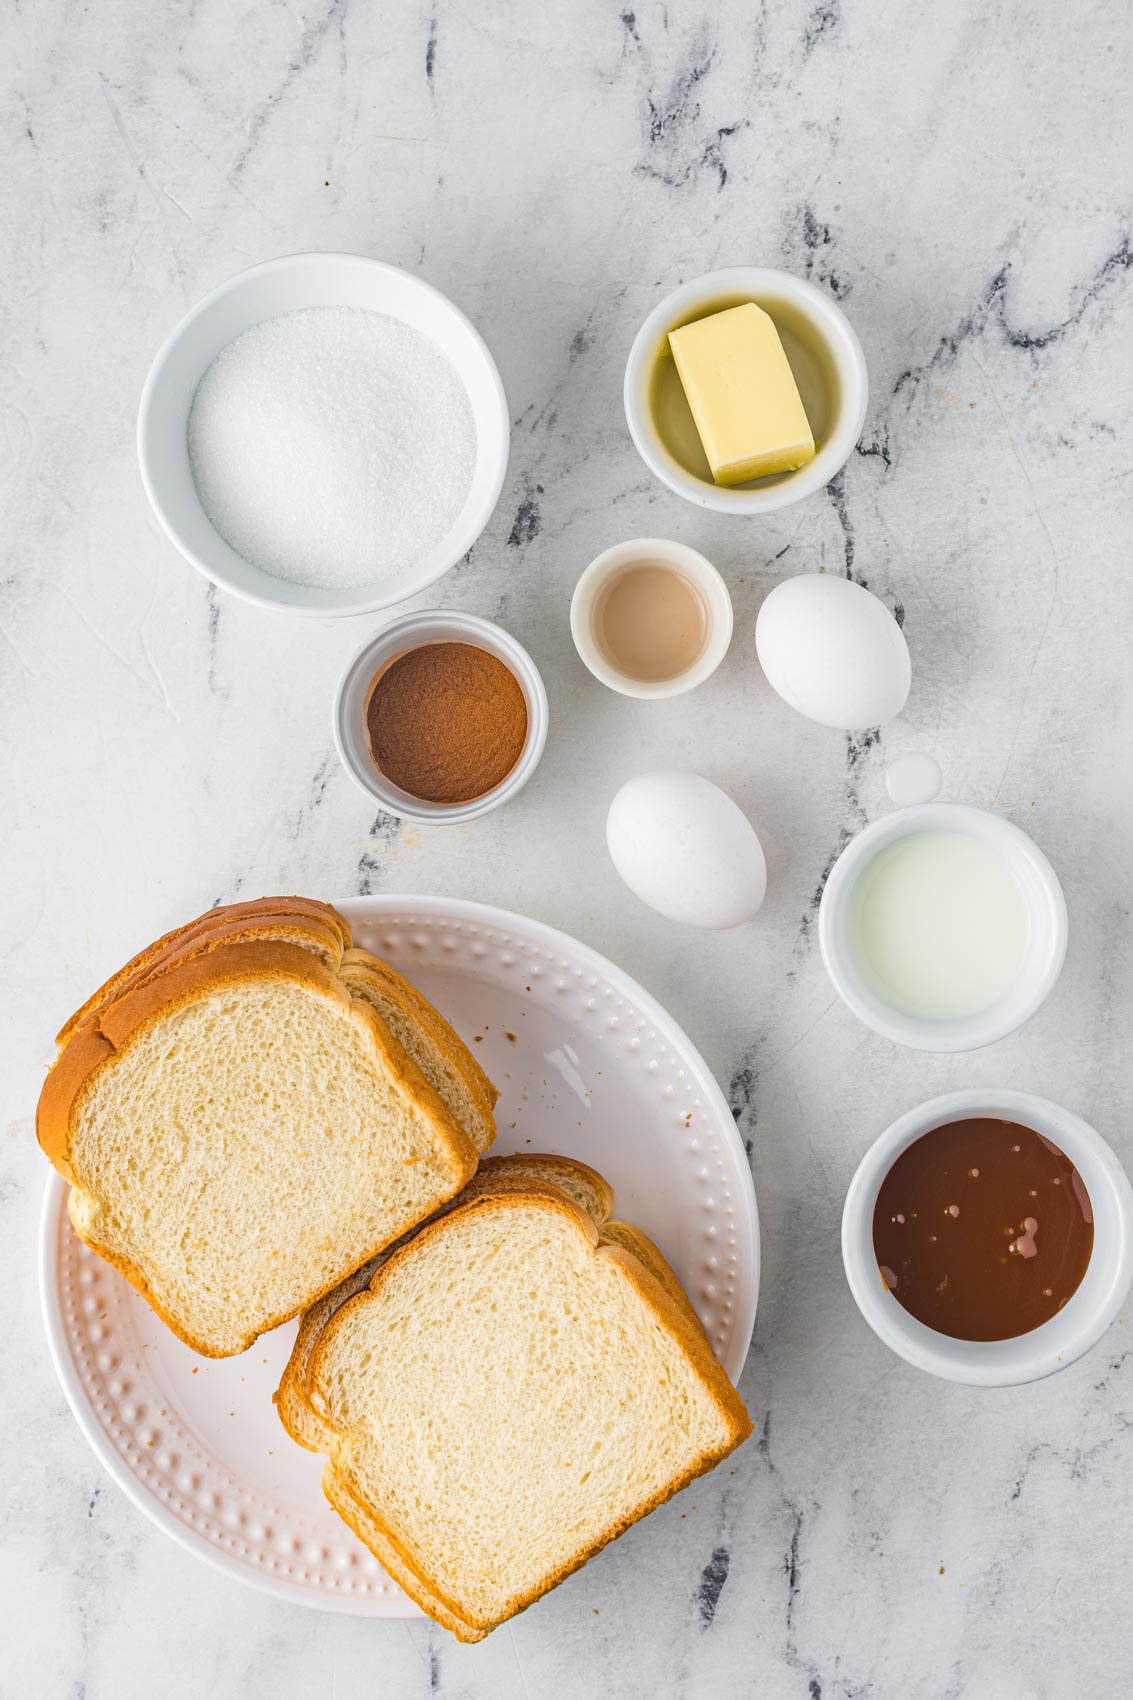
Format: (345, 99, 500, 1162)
(755, 572, 911, 730)
(606, 771, 767, 930)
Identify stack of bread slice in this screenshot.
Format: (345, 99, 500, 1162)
(40, 898, 752, 1638)
(277, 1152, 753, 1641)
(37, 898, 497, 1356)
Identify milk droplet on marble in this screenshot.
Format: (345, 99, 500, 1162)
(885, 751, 942, 806)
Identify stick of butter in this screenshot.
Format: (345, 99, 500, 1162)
(668, 302, 816, 487)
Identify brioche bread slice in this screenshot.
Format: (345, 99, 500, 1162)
(277, 1167, 716, 1633)
(286, 1174, 751, 1639)
(38, 941, 480, 1356)
(56, 897, 351, 1045)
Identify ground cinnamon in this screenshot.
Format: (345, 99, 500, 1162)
(366, 642, 529, 804)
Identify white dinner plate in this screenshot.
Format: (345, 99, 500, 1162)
(40, 895, 760, 1615)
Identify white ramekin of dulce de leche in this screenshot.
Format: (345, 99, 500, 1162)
(842, 1089, 1133, 1386)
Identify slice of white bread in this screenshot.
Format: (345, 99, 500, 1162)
(121, 930, 497, 1158)
(277, 1159, 740, 1638)
(38, 940, 481, 1356)
(56, 901, 495, 1158)
(338, 950, 497, 1153)
(276, 1166, 706, 1634)
(459, 1158, 705, 1333)
(275, 1152, 617, 1452)
(283, 1165, 752, 1639)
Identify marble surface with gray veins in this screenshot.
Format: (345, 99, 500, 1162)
(4, 2, 1133, 1696)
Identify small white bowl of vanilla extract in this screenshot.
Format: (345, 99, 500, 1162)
(569, 537, 733, 699)
(842, 1089, 1133, 1386)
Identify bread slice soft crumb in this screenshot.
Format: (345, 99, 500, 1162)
(57, 903, 495, 1161)
(38, 940, 484, 1356)
(275, 1153, 614, 1452)
(282, 1162, 752, 1639)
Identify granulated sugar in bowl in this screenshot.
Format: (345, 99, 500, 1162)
(188, 306, 475, 590)
(138, 253, 510, 616)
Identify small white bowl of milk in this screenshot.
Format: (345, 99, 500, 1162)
(818, 802, 1068, 1052)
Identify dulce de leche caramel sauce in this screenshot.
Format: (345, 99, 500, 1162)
(873, 1118, 1093, 1342)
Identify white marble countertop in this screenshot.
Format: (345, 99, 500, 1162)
(5, 2, 1133, 1695)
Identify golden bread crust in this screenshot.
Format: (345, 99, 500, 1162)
(135, 910, 343, 989)
(340, 948, 499, 1127)
(55, 897, 352, 1045)
(475, 1152, 614, 1221)
(341, 948, 497, 1106)
(37, 1024, 115, 1181)
(599, 1218, 706, 1335)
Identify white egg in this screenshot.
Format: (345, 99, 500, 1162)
(755, 573, 911, 730)
(606, 771, 767, 930)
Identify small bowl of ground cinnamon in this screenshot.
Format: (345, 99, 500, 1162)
(333, 610, 549, 822)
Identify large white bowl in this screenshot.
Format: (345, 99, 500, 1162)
(138, 253, 510, 617)
(623, 267, 868, 515)
(842, 1089, 1133, 1386)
